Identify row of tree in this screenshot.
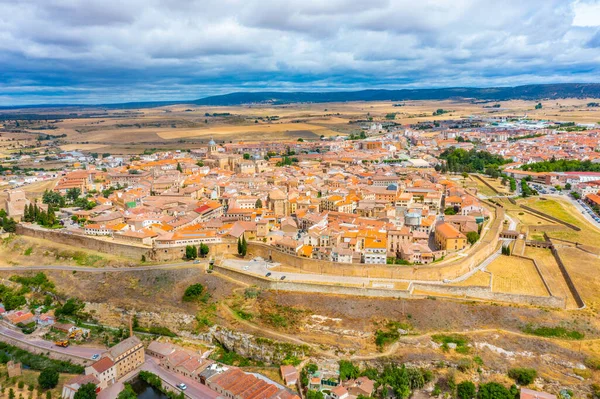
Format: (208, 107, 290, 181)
(22, 203, 58, 227)
(438, 148, 507, 177)
(521, 158, 600, 173)
(184, 244, 210, 260)
(237, 236, 248, 256)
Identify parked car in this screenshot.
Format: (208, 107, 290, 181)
(91, 354, 100, 360)
(177, 383, 187, 390)
(243, 265, 249, 270)
(265, 272, 272, 277)
(280, 275, 286, 280)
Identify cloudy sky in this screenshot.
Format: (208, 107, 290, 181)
(2, 0, 600, 105)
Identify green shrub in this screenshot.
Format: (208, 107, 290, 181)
(522, 325, 584, 340)
(182, 284, 205, 302)
(457, 381, 476, 399)
(508, 368, 537, 385)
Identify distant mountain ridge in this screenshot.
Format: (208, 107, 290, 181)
(2, 83, 600, 110)
(190, 83, 600, 106)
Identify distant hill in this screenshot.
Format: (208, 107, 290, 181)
(190, 83, 600, 106)
(2, 83, 600, 110)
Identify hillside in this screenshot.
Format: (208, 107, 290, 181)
(2, 83, 600, 110)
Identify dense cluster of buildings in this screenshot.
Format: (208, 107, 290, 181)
(3, 136, 493, 264)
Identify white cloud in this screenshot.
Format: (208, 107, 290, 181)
(0, 0, 599, 104)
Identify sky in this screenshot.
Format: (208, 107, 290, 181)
(1, 0, 600, 105)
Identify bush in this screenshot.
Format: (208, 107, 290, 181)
(522, 325, 584, 340)
(508, 368, 537, 385)
(182, 284, 204, 302)
(457, 381, 476, 399)
(585, 358, 600, 370)
(478, 383, 513, 399)
(38, 368, 59, 389)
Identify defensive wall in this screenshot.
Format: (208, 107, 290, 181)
(214, 263, 566, 308)
(16, 225, 238, 262)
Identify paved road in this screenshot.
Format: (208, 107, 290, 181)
(0, 325, 103, 360)
(99, 358, 220, 399)
(0, 261, 205, 273)
(143, 357, 220, 399)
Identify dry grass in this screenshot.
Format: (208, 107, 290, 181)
(155, 122, 340, 140)
(524, 247, 579, 309)
(450, 270, 491, 287)
(59, 143, 108, 151)
(556, 246, 600, 311)
(487, 255, 549, 296)
(509, 210, 557, 227)
(519, 197, 600, 246)
(0, 235, 137, 267)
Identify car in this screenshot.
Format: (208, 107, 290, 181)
(243, 265, 249, 270)
(91, 354, 100, 360)
(177, 383, 187, 390)
(265, 272, 272, 277)
(280, 275, 286, 280)
(193, 260, 200, 264)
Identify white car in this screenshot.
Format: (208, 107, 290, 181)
(177, 383, 187, 390)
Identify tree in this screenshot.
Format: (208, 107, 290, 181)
(117, 384, 137, 399)
(243, 153, 251, 160)
(241, 236, 248, 257)
(508, 368, 537, 385)
(38, 368, 59, 389)
(185, 245, 197, 260)
(306, 391, 324, 399)
(478, 383, 513, 399)
(176, 162, 183, 173)
(1, 216, 17, 233)
(8, 389, 14, 399)
(141, 255, 146, 262)
(237, 237, 243, 256)
(457, 381, 476, 399)
(565, 183, 572, 190)
(535, 102, 542, 109)
(255, 199, 263, 208)
(338, 360, 359, 381)
(55, 298, 84, 318)
(66, 188, 81, 202)
(466, 231, 480, 245)
(74, 383, 97, 399)
(199, 243, 209, 257)
(444, 207, 457, 215)
(297, 138, 304, 142)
